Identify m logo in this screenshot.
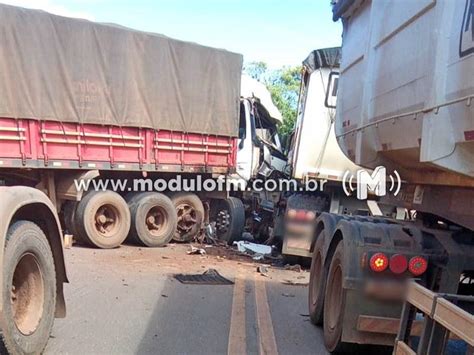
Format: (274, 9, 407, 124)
(342, 166, 401, 200)
(460, 0, 474, 57)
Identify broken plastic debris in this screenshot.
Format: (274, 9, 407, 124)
(233, 241, 272, 257)
(187, 246, 206, 255)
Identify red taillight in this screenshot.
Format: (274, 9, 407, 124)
(369, 253, 389, 272)
(389, 254, 408, 274)
(296, 210, 307, 220)
(306, 211, 316, 221)
(409, 256, 428, 276)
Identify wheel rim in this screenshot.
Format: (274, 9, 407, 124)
(327, 264, 343, 330)
(310, 252, 322, 307)
(146, 206, 167, 237)
(216, 209, 230, 234)
(11, 253, 44, 336)
(95, 204, 120, 237)
(176, 203, 198, 237)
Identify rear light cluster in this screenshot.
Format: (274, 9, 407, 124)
(286, 209, 316, 221)
(369, 252, 427, 276)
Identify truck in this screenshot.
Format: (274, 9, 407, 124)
(226, 75, 288, 245)
(0, 4, 244, 352)
(306, 0, 474, 352)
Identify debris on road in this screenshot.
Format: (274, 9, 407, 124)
(284, 264, 302, 272)
(281, 293, 295, 298)
(234, 241, 272, 261)
(187, 246, 206, 255)
(174, 268, 234, 285)
(257, 265, 269, 277)
(241, 232, 255, 242)
(64, 234, 73, 249)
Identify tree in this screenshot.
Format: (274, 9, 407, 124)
(243, 61, 268, 82)
(267, 66, 301, 138)
(243, 62, 301, 140)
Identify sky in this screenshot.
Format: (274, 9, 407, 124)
(1, 0, 342, 67)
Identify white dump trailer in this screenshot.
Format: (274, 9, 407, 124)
(306, 1, 474, 352)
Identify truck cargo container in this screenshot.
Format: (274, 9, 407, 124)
(307, 0, 474, 352)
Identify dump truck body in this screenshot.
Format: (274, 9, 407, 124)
(306, 1, 474, 352)
(334, 0, 474, 228)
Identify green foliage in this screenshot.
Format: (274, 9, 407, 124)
(243, 62, 301, 140)
(243, 61, 268, 82)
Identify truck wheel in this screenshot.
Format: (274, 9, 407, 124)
(170, 193, 204, 242)
(309, 233, 327, 325)
(63, 201, 83, 244)
(323, 241, 347, 353)
(214, 197, 245, 245)
(127, 192, 177, 247)
(75, 190, 131, 249)
(2, 221, 56, 355)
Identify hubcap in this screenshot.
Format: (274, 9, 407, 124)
(216, 210, 230, 233)
(146, 206, 167, 236)
(95, 204, 120, 237)
(11, 253, 44, 335)
(176, 204, 197, 236)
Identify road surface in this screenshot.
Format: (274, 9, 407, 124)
(45, 244, 329, 355)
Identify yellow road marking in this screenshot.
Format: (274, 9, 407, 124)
(228, 274, 247, 355)
(255, 275, 278, 355)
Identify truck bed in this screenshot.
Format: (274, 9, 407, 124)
(0, 117, 236, 173)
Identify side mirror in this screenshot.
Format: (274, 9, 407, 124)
(324, 71, 339, 109)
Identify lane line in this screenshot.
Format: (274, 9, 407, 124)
(254, 275, 278, 355)
(228, 273, 247, 355)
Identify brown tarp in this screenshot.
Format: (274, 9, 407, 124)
(0, 4, 242, 137)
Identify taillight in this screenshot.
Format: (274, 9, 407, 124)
(296, 210, 307, 220)
(287, 209, 316, 221)
(389, 254, 408, 274)
(287, 209, 297, 218)
(369, 253, 389, 272)
(408, 256, 428, 276)
(306, 211, 316, 221)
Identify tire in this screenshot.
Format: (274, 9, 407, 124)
(2, 221, 56, 355)
(127, 192, 177, 247)
(62, 201, 82, 244)
(170, 193, 204, 242)
(323, 241, 347, 353)
(214, 197, 245, 245)
(75, 190, 131, 249)
(308, 232, 327, 326)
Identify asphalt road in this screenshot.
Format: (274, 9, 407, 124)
(45, 244, 329, 355)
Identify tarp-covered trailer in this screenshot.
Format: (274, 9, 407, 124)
(0, 4, 242, 173)
(306, 1, 474, 352)
(0, 3, 245, 247)
(0, 5, 244, 352)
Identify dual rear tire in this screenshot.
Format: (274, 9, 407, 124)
(74, 191, 131, 249)
(126, 192, 177, 247)
(309, 239, 347, 353)
(73, 191, 177, 248)
(70, 190, 232, 247)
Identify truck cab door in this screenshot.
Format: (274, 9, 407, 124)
(236, 99, 254, 182)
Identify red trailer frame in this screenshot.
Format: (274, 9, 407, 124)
(0, 117, 236, 174)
